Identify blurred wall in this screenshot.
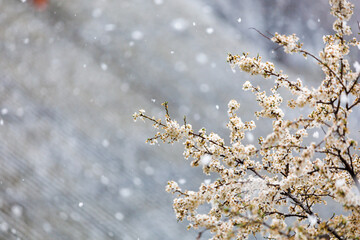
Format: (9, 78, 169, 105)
(0, 0, 356, 239)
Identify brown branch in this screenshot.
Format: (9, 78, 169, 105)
(196, 229, 208, 240)
(347, 97, 360, 110)
(283, 190, 314, 216)
(249, 27, 272, 41)
(299, 50, 346, 90)
(336, 149, 360, 192)
(238, 214, 293, 239)
(265, 211, 307, 219)
(326, 224, 344, 240)
(346, 72, 360, 94)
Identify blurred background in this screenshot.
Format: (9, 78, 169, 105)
(0, 0, 359, 239)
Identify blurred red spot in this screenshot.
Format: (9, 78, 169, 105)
(33, 0, 48, 10)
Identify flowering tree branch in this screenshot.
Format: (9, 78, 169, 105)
(134, 0, 360, 239)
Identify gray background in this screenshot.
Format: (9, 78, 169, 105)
(0, 0, 359, 239)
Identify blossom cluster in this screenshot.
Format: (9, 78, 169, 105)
(134, 0, 360, 239)
(271, 33, 301, 54)
(227, 53, 275, 78)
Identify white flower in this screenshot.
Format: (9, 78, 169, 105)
(308, 215, 317, 226)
